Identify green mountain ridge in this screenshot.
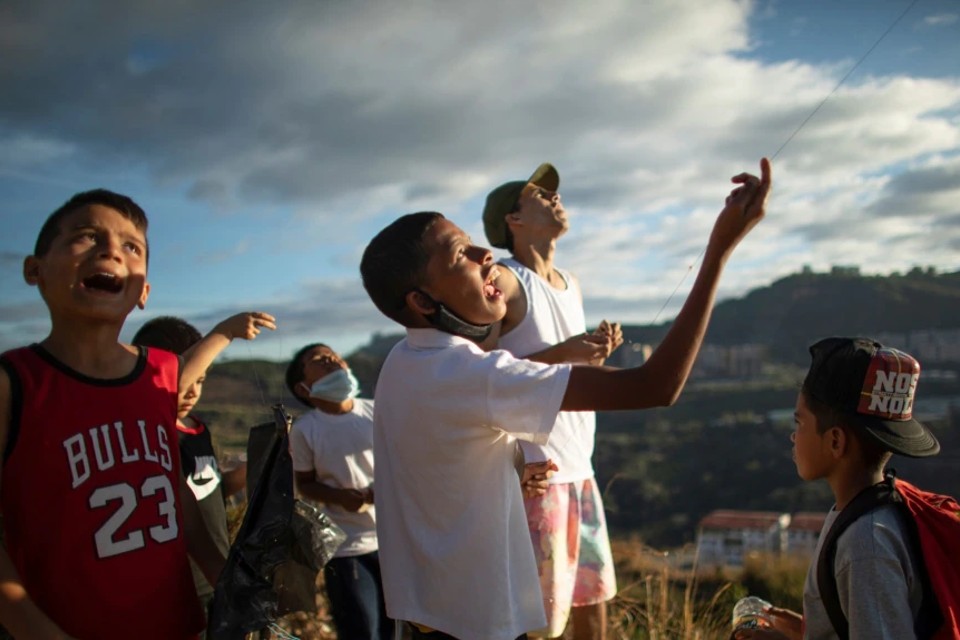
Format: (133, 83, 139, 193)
(704, 268, 960, 362)
(616, 268, 960, 361)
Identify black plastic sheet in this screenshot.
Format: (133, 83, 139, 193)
(207, 404, 345, 639)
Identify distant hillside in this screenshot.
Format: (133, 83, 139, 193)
(704, 267, 960, 363)
(614, 267, 960, 363)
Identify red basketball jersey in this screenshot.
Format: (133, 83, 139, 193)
(1, 345, 204, 640)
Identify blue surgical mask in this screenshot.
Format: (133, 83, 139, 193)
(308, 368, 360, 403)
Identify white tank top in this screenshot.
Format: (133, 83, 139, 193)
(497, 258, 596, 483)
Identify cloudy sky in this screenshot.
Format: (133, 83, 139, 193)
(1, 0, 958, 361)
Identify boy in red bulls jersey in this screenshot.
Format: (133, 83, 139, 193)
(0, 189, 276, 640)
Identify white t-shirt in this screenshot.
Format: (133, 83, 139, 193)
(289, 399, 378, 557)
(497, 258, 595, 483)
(374, 328, 571, 640)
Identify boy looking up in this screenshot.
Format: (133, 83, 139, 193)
(285, 343, 393, 640)
(0, 189, 275, 640)
(482, 163, 623, 639)
(133, 316, 249, 635)
(736, 337, 942, 640)
(360, 159, 771, 640)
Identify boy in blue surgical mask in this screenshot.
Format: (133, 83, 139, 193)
(285, 343, 394, 640)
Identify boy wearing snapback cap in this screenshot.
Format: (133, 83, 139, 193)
(736, 337, 941, 640)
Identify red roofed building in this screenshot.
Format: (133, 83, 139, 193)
(696, 509, 827, 567)
(697, 510, 787, 567)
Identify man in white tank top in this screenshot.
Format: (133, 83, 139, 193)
(482, 163, 623, 640)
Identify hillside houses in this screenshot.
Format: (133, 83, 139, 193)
(695, 509, 827, 567)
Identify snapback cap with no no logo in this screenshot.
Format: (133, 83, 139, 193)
(804, 336, 940, 458)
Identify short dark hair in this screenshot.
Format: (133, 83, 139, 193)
(34, 189, 149, 258)
(133, 316, 202, 355)
(285, 342, 330, 407)
(801, 386, 844, 436)
(360, 212, 444, 326)
(801, 386, 891, 470)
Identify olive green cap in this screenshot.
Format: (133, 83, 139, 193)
(482, 163, 560, 249)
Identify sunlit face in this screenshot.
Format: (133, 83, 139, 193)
(419, 218, 505, 326)
(24, 205, 150, 323)
(178, 374, 205, 419)
(298, 345, 348, 396)
(792, 392, 834, 481)
(513, 182, 569, 238)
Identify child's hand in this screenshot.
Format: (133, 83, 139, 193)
(708, 158, 771, 257)
(557, 333, 610, 364)
(590, 320, 623, 363)
(765, 606, 802, 637)
(521, 459, 558, 498)
(338, 488, 370, 512)
(214, 311, 276, 341)
(732, 605, 802, 640)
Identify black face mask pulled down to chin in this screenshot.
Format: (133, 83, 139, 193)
(418, 291, 493, 342)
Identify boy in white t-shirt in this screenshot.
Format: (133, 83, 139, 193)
(285, 343, 394, 640)
(359, 159, 771, 640)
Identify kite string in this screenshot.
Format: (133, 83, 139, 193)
(246, 344, 269, 407)
(647, 0, 920, 326)
(770, 0, 920, 162)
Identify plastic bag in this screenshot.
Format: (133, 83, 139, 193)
(207, 404, 345, 639)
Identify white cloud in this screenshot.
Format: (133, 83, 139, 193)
(922, 13, 958, 27)
(0, 0, 958, 354)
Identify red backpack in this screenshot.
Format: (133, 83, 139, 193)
(817, 470, 960, 639)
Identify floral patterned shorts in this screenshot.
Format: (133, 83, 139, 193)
(524, 476, 617, 637)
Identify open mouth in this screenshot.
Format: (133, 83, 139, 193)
(82, 272, 123, 294)
(483, 267, 502, 299)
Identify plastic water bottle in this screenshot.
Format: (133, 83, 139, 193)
(732, 596, 773, 630)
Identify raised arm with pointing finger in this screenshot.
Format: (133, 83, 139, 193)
(563, 158, 771, 411)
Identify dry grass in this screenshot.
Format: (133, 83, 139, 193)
(607, 536, 738, 640)
(225, 504, 805, 640)
(241, 538, 804, 639)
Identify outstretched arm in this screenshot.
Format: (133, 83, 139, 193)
(524, 333, 611, 365)
(562, 159, 772, 411)
(180, 312, 276, 391)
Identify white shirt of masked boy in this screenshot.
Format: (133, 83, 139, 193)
(289, 397, 378, 557)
